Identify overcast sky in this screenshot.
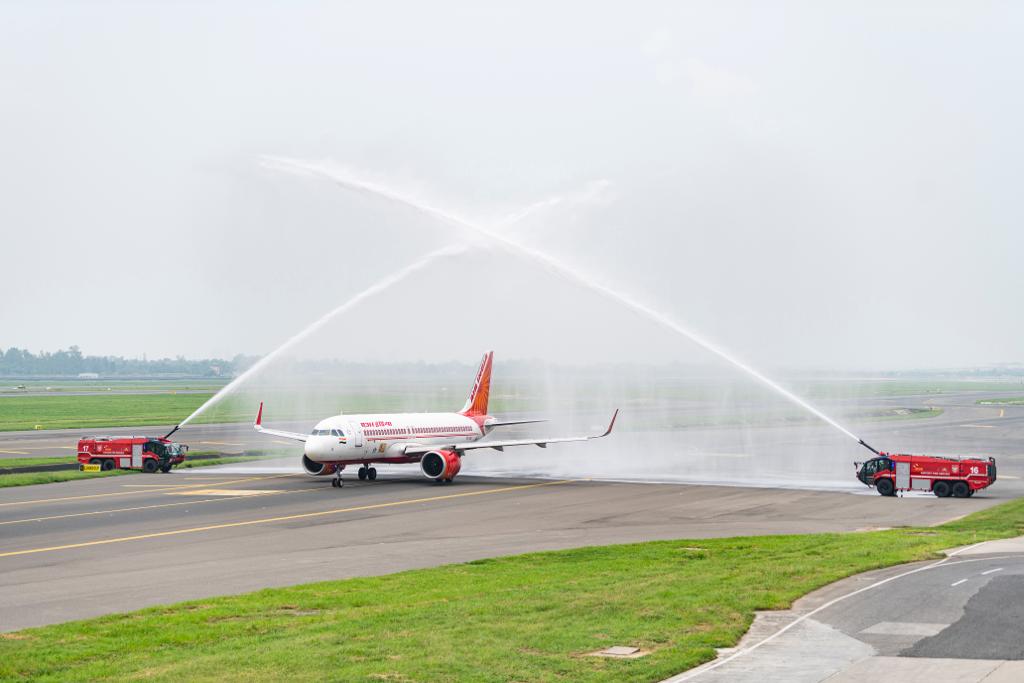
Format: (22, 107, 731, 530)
(1, 1, 1021, 370)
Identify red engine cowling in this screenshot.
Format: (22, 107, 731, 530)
(302, 455, 340, 476)
(420, 450, 461, 481)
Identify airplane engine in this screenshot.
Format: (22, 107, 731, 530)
(419, 449, 462, 481)
(302, 454, 340, 476)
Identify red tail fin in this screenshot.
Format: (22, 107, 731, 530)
(460, 351, 493, 416)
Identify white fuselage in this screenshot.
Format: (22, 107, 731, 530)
(304, 412, 485, 464)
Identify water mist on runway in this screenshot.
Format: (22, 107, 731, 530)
(263, 157, 863, 445)
(187, 159, 876, 491)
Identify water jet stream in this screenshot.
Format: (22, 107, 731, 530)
(173, 171, 609, 431)
(264, 157, 868, 447)
(177, 244, 468, 428)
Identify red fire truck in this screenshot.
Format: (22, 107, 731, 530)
(856, 452, 996, 497)
(77, 436, 188, 473)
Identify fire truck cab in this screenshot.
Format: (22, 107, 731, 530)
(856, 452, 996, 498)
(77, 436, 188, 473)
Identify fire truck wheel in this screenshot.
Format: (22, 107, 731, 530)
(367, 467, 377, 481)
(100, 459, 115, 471)
(952, 481, 970, 498)
(160, 464, 172, 473)
(142, 459, 158, 474)
(876, 478, 895, 497)
(933, 481, 952, 498)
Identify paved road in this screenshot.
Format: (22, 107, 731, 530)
(672, 537, 1024, 682)
(0, 468, 998, 632)
(1, 388, 1021, 638)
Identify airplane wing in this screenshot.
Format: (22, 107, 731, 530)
(403, 409, 618, 456)
(253, 402, 307, 442)
(486, 418, 548, 428)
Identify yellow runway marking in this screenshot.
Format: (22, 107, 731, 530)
(1000, 409, 1005, 417)
(964, 424, 995, 429)
(0, 480, 576, 559)
(120, 483, 206, 488)
(0, 450, 30, 455)
(0, 474, 296, 508)
(167, 488, 279, 497)
(0, 488, 321, 526)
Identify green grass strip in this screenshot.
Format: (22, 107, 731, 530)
(0, 393, 214, 432)
(1, 497, 1022, 681)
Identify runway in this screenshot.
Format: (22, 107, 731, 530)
(0, 468, 999, 632)
(1, 388, 1021, 635)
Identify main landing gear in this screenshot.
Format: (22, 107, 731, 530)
(357, 466, 377, 481)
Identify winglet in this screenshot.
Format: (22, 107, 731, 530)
(597, 409, 619, 438)
(255, 401, 264, 428)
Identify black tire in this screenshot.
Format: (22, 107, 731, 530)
(142, 459, 158, 473)
(89, 458, 100, 466)
(876, 478, 895, 497)
(331, 478, 339, 488)
(160, 464, 172, 473)
(967, 490, 975, 497)
(933, 481, 952, 498)
(101, 459, 115, 471)
(952, 481, 970, 498)
(357, 467, 367, 481)
(367, 467, 377, 481)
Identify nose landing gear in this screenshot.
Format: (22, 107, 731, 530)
(331, 472, 344, 488)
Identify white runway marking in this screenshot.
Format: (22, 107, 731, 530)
(166, 488, 280, 497)
(860, 622, 947, 636)
(981, 567, 1003, 575)
(951, 578, 968, 586)
(667, 543, 1016, 681)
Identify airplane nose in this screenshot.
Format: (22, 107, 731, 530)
(305, 436, 330, 460)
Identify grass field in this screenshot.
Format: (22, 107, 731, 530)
(0, 391, 482, 432)
(0, 380, 227, 393)
(978, 397, 1024, 405)
(0, 382, 960, 434)
(1, 498, 1022, 682)
(0, 393, 215, 431)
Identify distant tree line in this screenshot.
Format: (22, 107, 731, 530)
(0, 346, 257, 377)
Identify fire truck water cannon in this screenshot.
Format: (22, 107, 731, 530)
(855, 450, 997, 498)
(77, 435, 189, 473)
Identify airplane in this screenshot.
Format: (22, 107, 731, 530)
(253, 351, 618, 488)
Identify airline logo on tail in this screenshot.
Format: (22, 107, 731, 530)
(460, 351, 493, 417)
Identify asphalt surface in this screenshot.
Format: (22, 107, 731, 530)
(0, 388, 1022, 643)
(673, 539, 1024, 682)
(0, 469, 996, 632)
